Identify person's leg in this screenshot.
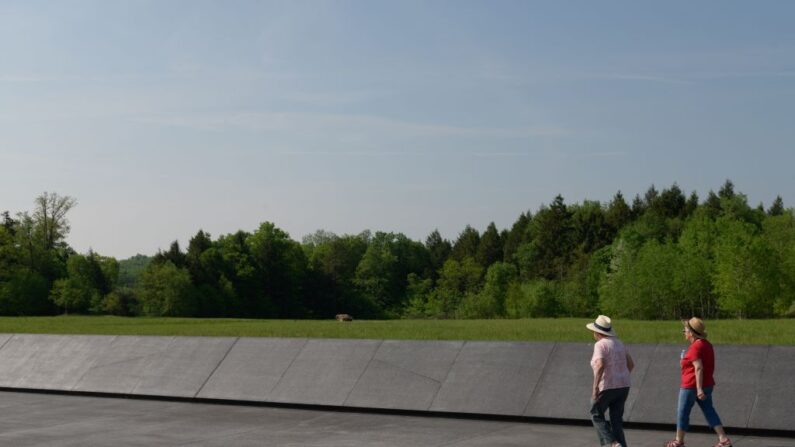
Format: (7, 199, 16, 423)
(608, 387, 629, 447)
(676, 388, 697, 443)
(590, 391, 616, 446)
(695, 387, 730, 444)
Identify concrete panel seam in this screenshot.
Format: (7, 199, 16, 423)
(522, 341, 556, 415)
(193, 337, 240, 399)
(267, 338, 309, 396)
(372, 358, 443, 385)
(342, 339, 383, 406)
(625, 343, 656, 420)
(0, 333, 15, 353)
(69, 335, 119, 391)
(746, 344, 771, 429)
(427, 340, 466, 411)
(77, 349, 166, 372)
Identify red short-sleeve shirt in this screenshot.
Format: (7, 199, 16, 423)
(680, 338, 715, 389)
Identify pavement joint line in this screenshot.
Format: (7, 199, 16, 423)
(0, 333, 14, 353)
(342, 339, 383, 406)
(427, 340, 466, 410)
(625, 342, 655, 419)
(746, 344, 771, 429)
(193, 336, 240, 398)
(372, 357, 444, 385)
(267, 337, 309, 396)
(522, 341, 556, 415)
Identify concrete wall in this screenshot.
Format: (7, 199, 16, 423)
(0, 334, 789, 431)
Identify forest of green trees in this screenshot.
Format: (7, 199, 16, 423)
(1, 181, 794, 320)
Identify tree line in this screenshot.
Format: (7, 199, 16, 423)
(1, 181, 793, 319)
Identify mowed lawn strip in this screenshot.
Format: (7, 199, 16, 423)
(0, 316, 792, 345)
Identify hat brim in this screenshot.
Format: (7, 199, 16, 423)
(682, 320, 707, 338)
(586, 323, 616, 337)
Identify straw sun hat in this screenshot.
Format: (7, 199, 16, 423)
(684, 317, 707, 338)
(586, 315, 616, 337)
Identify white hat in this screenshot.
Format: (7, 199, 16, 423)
(586, 315, 616, 337)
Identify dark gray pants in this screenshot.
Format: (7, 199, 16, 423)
(590, 386, 629, 447)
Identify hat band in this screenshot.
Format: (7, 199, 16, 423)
(687, 321, 703, 336)
(594, 322, 611, 332)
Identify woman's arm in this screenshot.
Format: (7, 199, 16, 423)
(626, 352, 635, 372)
(693, 358, 705, 400)
(592, 358, 604, 401)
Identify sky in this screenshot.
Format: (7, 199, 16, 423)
(1, 1, 794, 259)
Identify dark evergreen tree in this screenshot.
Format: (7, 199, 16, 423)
(186, 230, 215, 285)
(658, 183, 686, 219)
(476, 222, 503, 268)
(518, 195, 574, 280)
(571, 200, 611, 254)
(605, 191, 632, 234)
(704, 190, 722, 218)
(719, 179, 735, 200)
(684, 191, 699, 217)
(502, 212, 531, 264)
(1, 211, 17, 236)
(154, 241, 187, 268)
(425, 229, 452, 277)
(248, 222, 309, 318)
(631, 194, 646, 218)
(644, 185, 659, 211)
(451, 225, 480, 261)
(768, 196, 785, 216)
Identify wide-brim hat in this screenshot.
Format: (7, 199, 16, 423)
(586, 315, 616, 337)
(684, 317, 707, 338)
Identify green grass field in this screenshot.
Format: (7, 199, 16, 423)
(0, 316, 792, 345)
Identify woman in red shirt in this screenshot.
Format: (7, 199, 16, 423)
(664, 318, 732, 447)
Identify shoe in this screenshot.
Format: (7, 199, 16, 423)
(663, 440, 684, 447)
(713, 439, 732, 447)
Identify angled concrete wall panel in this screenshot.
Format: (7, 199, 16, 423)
(72, 336, 176, 394)
(708, 345, 768, 428)
(627, 344, 684, 425)
(524, 343, 657, 420)
(197, 337, 307, 401)
(0, 334, 115, 390)
(344, 340, 463, 410)
(620, 344, 657, 420)
(129, 336, 236, 398)
(748, 345, 795, 431)
(268, 339, 381, 406)
(524, 343, 591, 419)
(430, 341, 554, 415)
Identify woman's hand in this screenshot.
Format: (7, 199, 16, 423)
(697, 388, 706, 400)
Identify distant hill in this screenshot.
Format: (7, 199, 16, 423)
(118, 254, 151, 288)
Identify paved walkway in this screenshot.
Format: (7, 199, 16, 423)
(0, 391, 791, 446)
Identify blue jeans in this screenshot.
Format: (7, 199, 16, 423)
(590, 387, 629, 447)
(677, 387, 723, 431)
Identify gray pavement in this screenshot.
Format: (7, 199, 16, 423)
(0, 391, 791, 447)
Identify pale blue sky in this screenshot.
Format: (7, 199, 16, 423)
(2, 1, 794, 259)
